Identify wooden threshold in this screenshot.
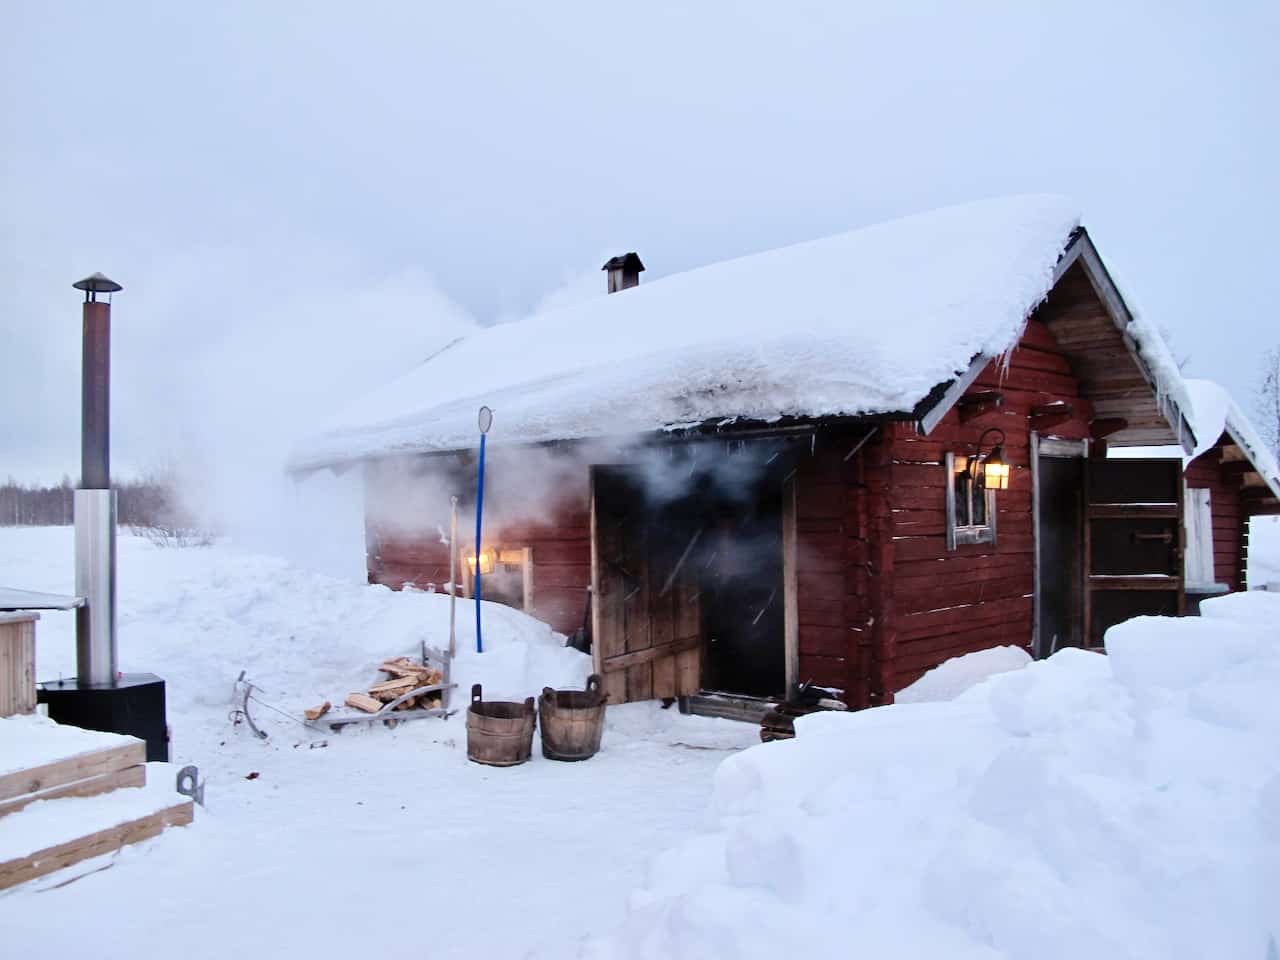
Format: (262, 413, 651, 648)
(679, 691, 776, 724)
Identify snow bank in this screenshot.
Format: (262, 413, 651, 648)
(895, 644, 1031, 704)
(1250, 515, 1280, 589)
(291, 195, 1079, 469)
(584, 592, 1280, 960)
(0, 527, 587, 752)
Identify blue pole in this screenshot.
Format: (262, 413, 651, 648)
(474, 431, 486, 653)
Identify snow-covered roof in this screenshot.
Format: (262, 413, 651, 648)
(1184, 379, 1280, 498)
(291, 195, 1084, 470)
(1111, 378, 1280, 500)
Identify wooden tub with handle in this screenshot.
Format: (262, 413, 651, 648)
(466, 684, 536, 766)
(538, 674, 607, 761)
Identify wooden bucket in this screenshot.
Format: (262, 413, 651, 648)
(466, 684, 536, 766)
(539, 674, 607, 761)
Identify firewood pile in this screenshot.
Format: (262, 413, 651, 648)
(304, 657, 446, 721)
(760, 682, 847, 742)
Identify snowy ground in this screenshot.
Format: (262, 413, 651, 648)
(0, 527, 757, 958)
(1251, 515, 1280, 588)
(2, 525, 1278, 958)
(584, 591, 1280, 959)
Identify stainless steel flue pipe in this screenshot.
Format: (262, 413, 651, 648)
(73, 273, 122, 686)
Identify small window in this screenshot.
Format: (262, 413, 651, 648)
(946, 452, 997, 548)
(465, 546, 533, 611)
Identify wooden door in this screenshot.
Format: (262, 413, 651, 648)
(590, 467, 701, 704)
(1084, 458, 1184, 648)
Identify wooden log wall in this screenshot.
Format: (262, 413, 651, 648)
(882, 318, 1093, 695)
(1185, 442, 1247, 591)
(363, 458, 592, 637)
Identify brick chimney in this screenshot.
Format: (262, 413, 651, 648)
(602, 253, 644, 293)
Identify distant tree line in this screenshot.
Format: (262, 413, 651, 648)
(0, 477, 172, 527)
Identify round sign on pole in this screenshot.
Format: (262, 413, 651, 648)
(478, 406, 494, 434)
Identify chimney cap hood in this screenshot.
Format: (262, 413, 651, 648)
(601, 252, 645, 273)
(73, 272, 123, 294)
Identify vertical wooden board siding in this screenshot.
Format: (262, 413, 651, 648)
(781, 474, 799, 695)
(592, 471, 629, 706)
(0, 617, 36, 718)
(1185, 445, 1246, 590)
(589, 480, 603, 682)
(621, 516, 653, 702)
(649, 531, 677, 700)
(673, 558, 701, 696)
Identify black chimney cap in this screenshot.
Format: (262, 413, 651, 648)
(73, 272, 123, 294)
(601, 253, 645, 273)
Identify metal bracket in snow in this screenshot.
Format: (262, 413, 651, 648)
(175, 765, 206, 806)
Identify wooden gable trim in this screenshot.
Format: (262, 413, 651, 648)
(1221, 426, 1280, 503)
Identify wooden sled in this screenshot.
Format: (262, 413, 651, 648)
(324, 645, 458, 732)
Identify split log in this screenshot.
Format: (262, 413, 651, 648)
(345, 693, 382, 714)
(368, 676, 418, 699)
(304, 701, 332, 721)
(379, 658, 426, 678)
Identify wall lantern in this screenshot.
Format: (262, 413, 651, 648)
(969, 427, 1010, 491)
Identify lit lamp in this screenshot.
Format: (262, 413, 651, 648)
(970, 428, 1010, 491)
(466, 548, 495, 576)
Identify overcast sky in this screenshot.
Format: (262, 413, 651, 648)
(3, 0, 1278, 487)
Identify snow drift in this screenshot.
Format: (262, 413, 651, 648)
(583, 592, 1280, 959)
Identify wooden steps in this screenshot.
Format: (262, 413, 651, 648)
(0, 721, 193, 890)
(0, 798, 193, 890)
(0, 739, 145, 808)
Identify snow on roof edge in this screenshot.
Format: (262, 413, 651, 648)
(1185, 379, 1280, 499)
(288, 195, 1083, 472)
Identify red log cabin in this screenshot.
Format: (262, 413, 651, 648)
(292, 196, 1278, 714)
(1117, 379, 1280, 607)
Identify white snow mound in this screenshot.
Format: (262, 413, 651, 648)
(895, 644, 1031, 704)
(582, 592, 1280, 960)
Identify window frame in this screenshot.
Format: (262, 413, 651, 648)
(463, 545, 534, 612)
(945, 451, 998, 550)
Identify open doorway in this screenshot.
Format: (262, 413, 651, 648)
(1034, 438, 1085, 658)
(696, 479, 786, 698)
(591, 442, 792, 704)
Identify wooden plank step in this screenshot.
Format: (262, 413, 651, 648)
(0, 799, 193, 890)
(0, 740, 145, 803)
(0, 765, 146, 818)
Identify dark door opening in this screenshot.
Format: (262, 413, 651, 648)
(591, 443, 791, 704)
(1036, 454, 1084, 658)
(697, 484, 786, 698)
